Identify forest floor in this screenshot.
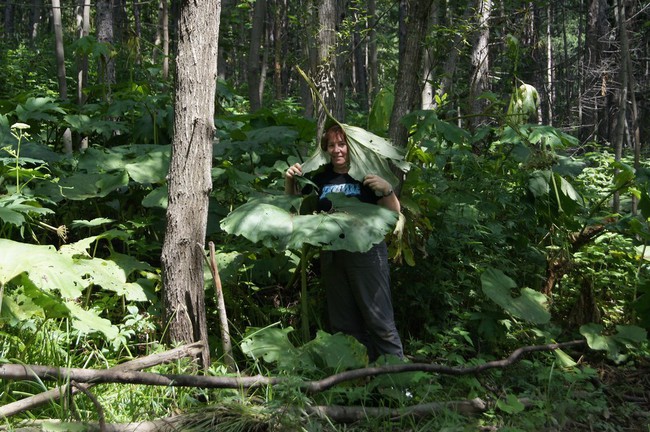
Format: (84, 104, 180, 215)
(593, 358, 650, 431)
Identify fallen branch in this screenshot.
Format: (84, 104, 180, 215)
(5, 398, 491, 431)
(304, 340, 586, 393)
(306, 397, 489, 422)
(0, 342, 204, 419)
(0, 340, 584, 396)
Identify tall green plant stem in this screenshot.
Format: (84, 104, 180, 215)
(300, 244, 312, 342)
(9, 123, 30, 193)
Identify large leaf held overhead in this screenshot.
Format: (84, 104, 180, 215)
(301, 123, 409, 188)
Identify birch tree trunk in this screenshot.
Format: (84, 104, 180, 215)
(76, 0, 90, 106)
(161, 0, 221, 370)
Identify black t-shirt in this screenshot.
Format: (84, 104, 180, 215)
(308, 164, 380, 212)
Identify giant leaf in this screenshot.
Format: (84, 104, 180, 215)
(480, 267, 550, 324)
(221, 193, 399, 252)
(295, 66, 408, 188)
(301, 123, 409, 187)
(0, 239, 85, 298)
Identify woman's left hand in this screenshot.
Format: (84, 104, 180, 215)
(363, 174, 393, 197)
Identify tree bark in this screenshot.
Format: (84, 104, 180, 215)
(314, 0, 345, 137)
(388, 0, 434, 152)
(248, 0, 268, 111)
(581, 0, 611, 143)
(51, 0, 73, 154)
(161, 0, 221, 370)
(30, 0, 43, 43)
(367, 0, 378, 106)
(3, 0, 14, 41)
(613, 0, 630, 213)
(76, 0, 90, 106)
(96, 0, 116, 98)
(468, 0, 492, 131)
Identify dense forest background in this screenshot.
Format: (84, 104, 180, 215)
(1, 0, 650, 431)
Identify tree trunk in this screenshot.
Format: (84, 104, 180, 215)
(3, 0, 14, 41)
(352, 7, 368, 112)
(314, 0, 345, 137)
(581, 0, 611, 143)
(436, 4, 472, 110)
(51, 0, 67, 100)
(468, 0, 492, 131)
(421, 1, 438, 110)
(367, 0, 378, 106)
(51, 0, 73, 154)
(96, 0, 116, 100)
(248, 0, 267, 111)
(545, 2, 554, 125)
(161, 0, 221, 370)
(76, 0, 90, 106)
(272, 0, 286, 100)
(154, 0, 170, 78)
(612, 0, 628, 213)
(30, 0, 43, 43)
(75, 0, 91, 151)
(388, 0, 434, 152)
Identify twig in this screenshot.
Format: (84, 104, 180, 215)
(207, 241, 236, 371)
(71, 381, 106, 432)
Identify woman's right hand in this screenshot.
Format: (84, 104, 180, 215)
(285, 162, 303, 180)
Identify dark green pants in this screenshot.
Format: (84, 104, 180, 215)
(320, 242, 403, 360)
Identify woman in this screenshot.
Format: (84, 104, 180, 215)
(285, 124, 403, 360)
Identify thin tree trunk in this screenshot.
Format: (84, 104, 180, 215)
(353, 7, 368, 112)
(52, 0, 66, 100)
(436, 4, 472, 110)
(52, 0, 73, 154)
(3, 0, 14, 41)
(314, 0, 344, 137)
(421, 1, 438, 110)
(613, 0, 628, 213)
(76, 0, 91, 151)
(30, 0, 43, 43)
(388, 0, 434, 152)
(468, 0, 492, 131)
(76, 0, 90, 106)
(546, 2, 554, 125)
(248, 0, 267, 111)
(161, 0, 221, 370)
(367, 0, 378, 106)
(272, 0, 285, 100)
(96, 0, 116, 99)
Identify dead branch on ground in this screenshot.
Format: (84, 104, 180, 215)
(0, 342, 204, 419)
(0, 340, 584, 395)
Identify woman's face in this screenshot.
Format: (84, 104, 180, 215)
(327, 133, 349, 172)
